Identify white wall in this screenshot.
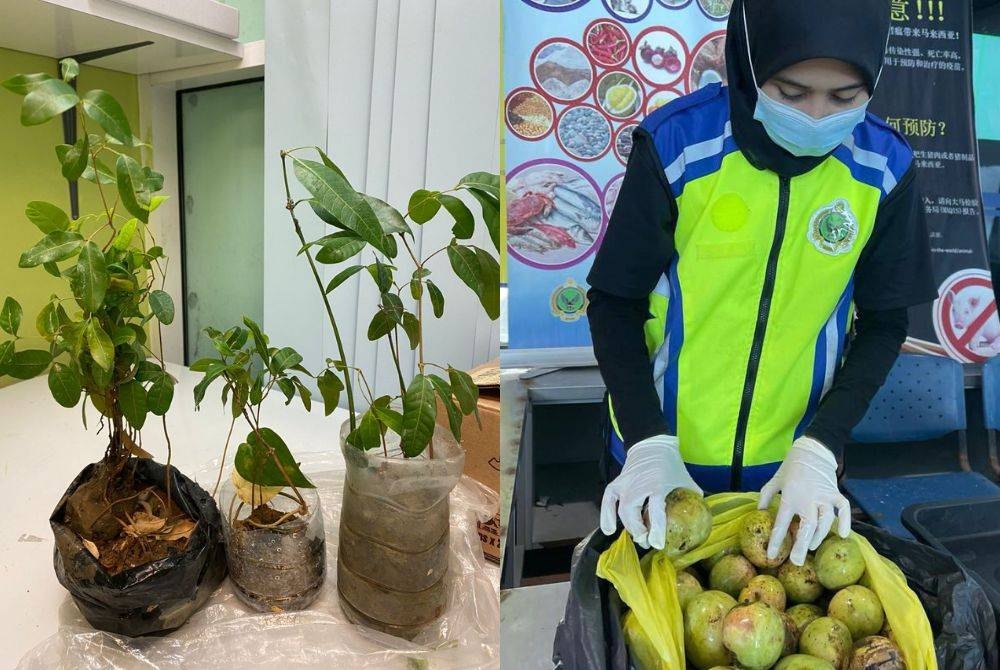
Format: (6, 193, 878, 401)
(264, 0, 501, 408)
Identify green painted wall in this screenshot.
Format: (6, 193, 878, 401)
(218, 0, 264, 43)
(0, 47, 140, 387)
(179, 80, 264, 363)
(974, 33, 1000, 142)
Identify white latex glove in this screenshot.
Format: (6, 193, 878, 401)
(600, 434, 703, 550)
(758, 436, 851, 566)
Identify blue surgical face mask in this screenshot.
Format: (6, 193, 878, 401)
(742, 4, 880, 157)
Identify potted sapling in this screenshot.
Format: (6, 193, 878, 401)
(192, 319, 326, 612)
(280, 147, 500, 638)
(0, 59, 226, 635)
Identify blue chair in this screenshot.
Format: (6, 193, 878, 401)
(843, 354, 1000, 538)
(980, 357, 1000, 479)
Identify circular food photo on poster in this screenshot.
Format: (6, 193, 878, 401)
(583, 19, 632, 68)
(507, 159, 606, 269)
(688, 31, 728, 92)
(521, 0, 591, 11)
(600, 0, 653, 22)
(505, 88, 556, 140)
(556, 104, 612, 161)
(613, 123, 639, 165)
(933, 268, 1000, 363)
(603, 173, 625, 218)
(697, 0, 733, 20)
(531, 39, 595, 102)
(595, 70, 644, 121)
(645, 87, 682, 116)
(632, 27, 689, 88)
(655, 0, 694, 8)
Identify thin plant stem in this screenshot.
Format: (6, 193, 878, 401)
(212, 412, 238, 497)
(387, 329, 406, 395)
(280, 152, 356, 433)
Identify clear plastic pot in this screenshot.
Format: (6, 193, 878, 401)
(218, 477, 326, 612)
(337, 419, 465, 639)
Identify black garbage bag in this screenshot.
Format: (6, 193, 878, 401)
(50, 458, 228, 637)
(553, 522, 998, 670)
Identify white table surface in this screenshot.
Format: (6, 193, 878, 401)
(499, 582, 570, 670)
(0, 363, 350, 666)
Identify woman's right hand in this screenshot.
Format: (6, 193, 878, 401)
(599, 434, 703, 550)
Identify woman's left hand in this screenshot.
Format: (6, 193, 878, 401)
(758, 437, 852, 566)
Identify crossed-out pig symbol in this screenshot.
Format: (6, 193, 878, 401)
(947, 285, 1000, 354)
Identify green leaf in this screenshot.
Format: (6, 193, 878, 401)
(193, 361, 227, 407)
(410, 278, 423, 301)
(48, 364, 81, 408)
(468, 189, 501, 252)
(0, 341, 13, 373)
(242, 316, 269, 362)
(111, 218, 138, 250)
(59, 58, 79, 83)
(81, 157, 116, 185)
(2, 73, 52, 96)
(447, 244, 500, 319)
(439, 194, 474, 239)
(85, 320, 114, 372)
(448, 365, 479, 415)
(381, 292, 404, 324)
(149, 289, 175, 325)
(0, 297, 22, 336)
(291, 377, 312, 412)
(25, 201, 70, 234)
(135, 360, 164, 382)
(35, 301, 60, 340)
(371, 399, 404, 435)
(54, 133, 90, 182)
(276, 377, 295, 403)
(408, 189, 441, 224)
(236, 427, 315, 487)
(116, 154, 149, 222)
(314, 232, 365, 264)
(6, 349, 52, 380)
(271, 347, 303, 371)
(316, 147, 350, 182)
(42, 262, 61, 278)
(316, 369, 344, 416)
(367, 309, 395, 341)
(81, 89, 132, 145)
(428, 374, 463, 442)
(75, 242, 109, 313)
(401, 312, 420, 350)
(118, 381, 147, 429)
(18, 231, 83, 268)
(368, 260, 394, 293)
(189, 357, 222, 373)
(21, 79, 78, 126)
(346, 409, 382, 451)
(292, 158, 394, 257)
(459, 171, 501, 199)
(309, 200, 345, 229)
(147, 372, 175, 415)
(400, 374, 437, 457)
(325, 264, 365, 294)
(426, 279, 445, 318)
(363, 194, 411, 235)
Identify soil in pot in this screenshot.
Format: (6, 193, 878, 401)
(337, 422, 465, 639)
(221, 482, 326, 613)
(51, 458, 228, 636)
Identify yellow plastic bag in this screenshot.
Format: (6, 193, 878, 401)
(596, 492, 937, 670)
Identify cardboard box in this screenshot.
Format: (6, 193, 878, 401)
(436, 359, 501, 563)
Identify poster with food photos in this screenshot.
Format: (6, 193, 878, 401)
(504, 0, 731, 349)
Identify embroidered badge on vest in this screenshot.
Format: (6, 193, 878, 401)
(808, 199, 858, 256)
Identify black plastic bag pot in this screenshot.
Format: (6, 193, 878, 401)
(552, 522, 998, 670)
(50, 458, 228, 637)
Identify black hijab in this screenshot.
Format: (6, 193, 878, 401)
(725, 0, 892, 177)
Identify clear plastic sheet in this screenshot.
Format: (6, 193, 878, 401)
(17, 452, 500, 669)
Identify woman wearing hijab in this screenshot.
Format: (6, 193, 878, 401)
(589, 0, 937, 566)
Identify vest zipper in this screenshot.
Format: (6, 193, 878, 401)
(730, 175, 791, 491)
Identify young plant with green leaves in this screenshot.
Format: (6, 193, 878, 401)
(193, 318, 320, 525)
(279, 147, 500, 458)
(0, 59, 188, 553)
